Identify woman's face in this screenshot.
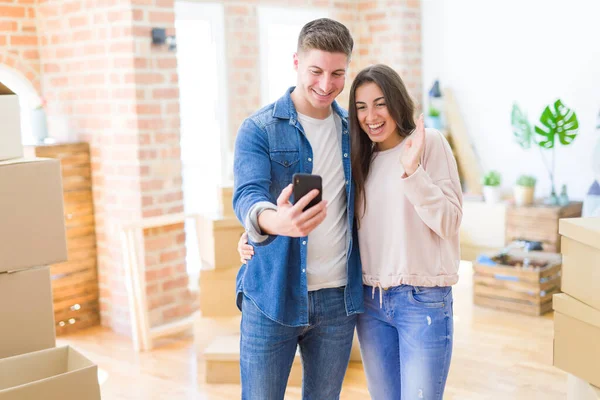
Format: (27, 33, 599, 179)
(354, 82, 401, 151)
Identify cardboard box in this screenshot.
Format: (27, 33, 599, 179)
(0, 346, 100, 400)
(0, 83, 23, 161)
(199, 267, 239, 317)
(0, 266, 56, 359)
(218, 185, 234, 218)
(553, 293, 600, 387)
(459, 200, 506, 260)
(559, 217, 600, 310)
(197, 213, 245, 270)
(568, 374, 600, 400)
(0, 158, 68, 273)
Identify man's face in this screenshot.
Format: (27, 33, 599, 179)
(293, 49, 349, 114)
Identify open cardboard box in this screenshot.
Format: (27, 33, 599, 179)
(0, 346, 101, 400)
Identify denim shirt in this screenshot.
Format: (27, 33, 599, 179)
(232, 87, 363, 327)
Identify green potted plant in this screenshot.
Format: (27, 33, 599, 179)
(482, 170, 502, 204)
(511, 99, 579, 205)
(514, 175, 536, 206)
(425, 106, 442, 129)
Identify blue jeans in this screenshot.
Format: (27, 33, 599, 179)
(356, 285, 454, 400)
(240, 288, 357, 400)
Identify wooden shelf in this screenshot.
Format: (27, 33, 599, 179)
(25, 142, 100, 335)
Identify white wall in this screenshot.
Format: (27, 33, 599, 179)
(422, 0, 600, 200)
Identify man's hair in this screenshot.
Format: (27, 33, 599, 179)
(297, 18, 353, 58)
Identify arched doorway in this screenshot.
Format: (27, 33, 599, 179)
(0, 64, 42, 145)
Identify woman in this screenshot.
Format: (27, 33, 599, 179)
(238, 64, 462, 399)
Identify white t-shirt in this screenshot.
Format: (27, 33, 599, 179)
(297, 111, 348, 291)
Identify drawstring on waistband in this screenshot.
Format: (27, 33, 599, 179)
(371, 284, 384, 308)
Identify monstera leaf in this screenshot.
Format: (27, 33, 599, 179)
(511, 103, 533, 149)
(534, 99, 579, 149)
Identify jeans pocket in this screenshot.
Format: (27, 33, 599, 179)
(407, 286, 451, 308)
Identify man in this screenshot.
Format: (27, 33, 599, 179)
(233, 18, 363, 399)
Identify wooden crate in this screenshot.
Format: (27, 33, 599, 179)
(473, 250, 562, 316)
(24, 143, 100, 335)
(506, 202, 582, 252)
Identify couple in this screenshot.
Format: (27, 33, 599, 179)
(233, 18, 462, 400)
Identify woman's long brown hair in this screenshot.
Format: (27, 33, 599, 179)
(349, 64, 416, 222)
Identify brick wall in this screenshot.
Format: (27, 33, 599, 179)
(36, 0, 190, 335)
(355, 0, 423, 110)
(218, 0, 357, 151)
(130, 0, 191, 329)
(0, 0, 41, 93)
(212, 0, 421, 149)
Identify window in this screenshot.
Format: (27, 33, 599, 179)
(175, 1, 228, 279)
(257, 6, 329, 106)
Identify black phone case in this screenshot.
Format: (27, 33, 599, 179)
(292, 173, 322, 211)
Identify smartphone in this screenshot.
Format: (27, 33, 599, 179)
(292, 173, 322, 211)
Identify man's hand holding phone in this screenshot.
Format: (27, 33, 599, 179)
(258, 182, 327, 237)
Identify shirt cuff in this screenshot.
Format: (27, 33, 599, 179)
(245, 201, 277, 243)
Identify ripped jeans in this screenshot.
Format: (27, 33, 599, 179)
(356, 285, 454, 400)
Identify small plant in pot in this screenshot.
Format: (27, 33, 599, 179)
(511, 99, 579, 205)
(514, 175, 536, 206)
(425, 106, 443, 129)
(482, 170, 502, 204)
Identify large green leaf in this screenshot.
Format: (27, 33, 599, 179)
(511, 103, 533, 149)
(534, 99, 579, 149)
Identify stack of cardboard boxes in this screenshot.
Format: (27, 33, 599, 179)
(553, 217, 600, 399)
(199, 186, 305, 385)
(197, 186, 245, 318)
(0, 83, 101, 399)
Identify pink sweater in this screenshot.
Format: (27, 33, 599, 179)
(357, 129, 463, 288)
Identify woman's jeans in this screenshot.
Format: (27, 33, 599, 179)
(357, 285, 454, 400)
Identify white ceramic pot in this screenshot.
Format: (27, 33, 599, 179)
(483, 185, 502, 204)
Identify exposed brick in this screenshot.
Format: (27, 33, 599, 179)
(152, 87, 178, 99)
(68, 15, 88, 28)
(162, 276, 188, 292)
(149, 11, 173, 24)
(0, 6, 25, 18)
(0, 21, 18, 31)
(10, 34, 37, 46)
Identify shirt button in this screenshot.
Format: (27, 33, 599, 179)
(302, 241, 307, 245)
(343, 153, 348, 158)
(345, 180, 349, 185)
(302, 269, 306, 273)
(308, 158, 312, 162)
